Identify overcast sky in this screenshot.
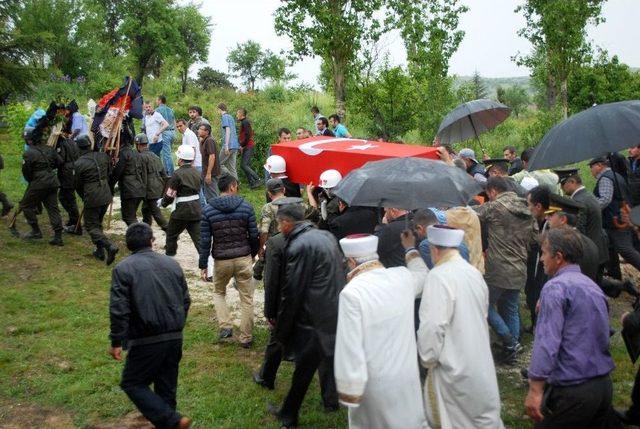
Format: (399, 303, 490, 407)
(196, 0, 640, 87)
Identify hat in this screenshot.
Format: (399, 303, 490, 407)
(544, 194, 584, 216)
(589, 157, 608, 167)
(273, 197, 305, 221)
(266, 178, 284, 193)
(459, 148, 478, 163)
(339, 234, 379, 258)
(427, 224, 464, 248)
(520, 176, 539, 191)
(175, 145, 195, 161)
(134, 133, 149, 145)
(66, 100, 79, 113)
(553, 168, 579, 184)
(272, 197, 304, 206)
(76, 135, 91, 149)
(631, 205, 640, 227)
(483, 158, 510, 172)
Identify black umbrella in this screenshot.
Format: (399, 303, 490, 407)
(527, 100, 640, 171)
(436, 99, 511, 150)
(332, 157, 482, 210)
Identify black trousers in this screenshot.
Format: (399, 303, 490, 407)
(20, 187, 62, 232)
(535, 375, 621, 429)
(58, 187, 79, 225)
(141, 198, 168, 229)
(259, 329, 282, 388)
(120, 340, 183, 429)
(121, 198, 142, 226)
(607, 228, 640, 278)
(629, 365, 640, 420)
(279, 336, 338, 425)
(165, 218, 200, 256)
(240, 147, 261, 187)
(84, 205, 110, 246)
(0, 192, 11, 209)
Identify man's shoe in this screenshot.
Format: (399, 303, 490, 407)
(219, 328, 233, 339)
(23, 228, 43, 240)
(615, 408, 640, 425)
(240, 340, 253, 349)
(495, 343, 521, 366)
(49, 231, 64, 246)
(63, 225, 82, 235)
(93, 245, 106, 261)
(253, 372, 275, 390)
(1, 203, 13, 217)
(520, 368, 528, 380)
(9, 226, 20, 237)
(176, 416, 192, 429)
(267, 404, 297, 429)
(205, 276, 213, 283)
(106, 244, 119, 266)
(623, 280, 640, 298)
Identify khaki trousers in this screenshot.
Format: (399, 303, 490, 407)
(213, 255, 254, 343)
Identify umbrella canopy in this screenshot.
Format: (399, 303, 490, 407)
(527, 100, 640, 171)
(332, 157, 482, 210)
(436, 99, 511, 145)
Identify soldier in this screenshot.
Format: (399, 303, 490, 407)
(161, 145, 202, 256)
(134, 133, 168, 231)
(110, 134, 146, 226)
(73, 135, 119, 265)
(13, 129, 64, 245)
(253, 178, 285, 282)
(56, 135, 81, 234)
(306, 169, 342, 230)
(0, 151, 13, 217)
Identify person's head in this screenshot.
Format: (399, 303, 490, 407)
(316, 117, 329, 131)
(527, 186, 550, 222)
(198, 123, 211, 139)
(453, 158, 467, 171)
(412, 209, 439, 239)
(156, 95, 166, 106)
(546, 211, 577, 229)
(295, 127, 306, 139)
(188, 106, 202, 119)
(217, 102, 227, 114)
(134, 133, 149, 152)
(540, 228, 583, 276)
(458, 148, 477, 169)
(339, 234, 379, 271)
(427, 225, 464, 265)
(76, 134, 92, 152)
(319, 169, 342, 190)
(485, 176, 509, 201)
(305, 129, 313, 138)
(175, 145, 195, 166)
(630, 145, 640, 160)
(264, 155, 287, 176)
(276, 202, 305, 235)
(218, 173, 238, 194)
(328, 114, 341, 128)
(487, 162, 509, 177)
(176, 118, 189, 134)
(236, 108, 247, 120)
(521, 147, 534, 167)
(384, 207, 408, 222)
(311, 106, 320, 116)
(143, 101, 154, 114)
(589, 157, 608, 178)
(126, 222, 154, 252)
(266, 178, 285, 199)
(278, 128, 291, 143)
(503, 146, 517, 161)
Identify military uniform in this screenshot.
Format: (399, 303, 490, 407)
(0, 153, 13, 216)
(74, 142, 118, 263)
(161, 163, 202, 256)
(56, 137, 80, 230)
(110, 144, 146, 225)
(253, 199, 280, 280)
(18, 142, 64, 244)
(139, 150, 168, 229)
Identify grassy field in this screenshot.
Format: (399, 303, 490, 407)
(0, 131, 638, 428)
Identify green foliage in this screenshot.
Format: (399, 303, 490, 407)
(174, 4, 212, 94)
(195, 67, 235, 91)
(520, 106, 562, 148)
(497, 85, 530, 117)
(227, 41, 288, 91)
(4, 102, 32, 141)
(471, 70, 488, 99)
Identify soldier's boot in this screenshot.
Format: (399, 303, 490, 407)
(49, 230, 64, 246)
(63, 224, 83, 236)
(105, 242, 119, 266)
(0, 193, 13, 217)
(23, 225, 43, 240)
(93, 242, 105, 261)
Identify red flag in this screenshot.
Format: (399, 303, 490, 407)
(271, 137, 440, 185)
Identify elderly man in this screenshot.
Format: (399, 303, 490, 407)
(335, 233, 428, 429)
(525, 228, 617, 428)
(418, 225, 504, 429)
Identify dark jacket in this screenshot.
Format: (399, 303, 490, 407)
(109, 248, 190, 348)
(266, 177, 301, 203)
(110, 144, 146, 199)
(376, 213, 411, 268)
(319, 128, 335, 137)
(139, 150, 167, 199)
(508, 158, 523, 176)
(22, 144, 62, 190)
(56, 138, 79, 189)
(594, 169, 631, 230)
(238, 117, 254, 148)
(199, 194, 259, 267)
(275, 222, 345, 356)
(74, 150, 112, 208)
(329, 206, 378, 241)
(264, 233, 286, 321)
(161, 163, 201, 221)
(572, 187, 608, 265)
(578, 231, 600, 281)
(628, 157, 640, 207)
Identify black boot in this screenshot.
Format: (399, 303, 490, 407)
(49, 230, 64, 246)
(105, 243, 119, 266)
(23, 225, 43, 240)
(63, 224, 83, 236)
(623, 280, 640, 298)
(0, 193, 13, 217)
(93, 242, 105, 261)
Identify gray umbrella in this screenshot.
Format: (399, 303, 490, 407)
(332, 157, 482, 210)
(436, 99, 511, 146)
(527, 100, 640, 171)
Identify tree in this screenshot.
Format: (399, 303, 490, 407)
(471, 70, 487, 99)
(274, 0, 388, 116)
(174, 4, 211, 94)
(227, 41, 288, 91)
(514, 0, 606, 118)
(496, 85, 530, 117)
(195, 67, 235, 90)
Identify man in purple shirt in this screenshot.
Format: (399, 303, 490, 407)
(525, 227, 617, 428)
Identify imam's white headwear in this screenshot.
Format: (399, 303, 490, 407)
(339, 234, 379, 258)
(427, 225, 464, 248)
(520, 176, 540, 191)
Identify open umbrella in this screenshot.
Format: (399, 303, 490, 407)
(436, 99, 511, 150)
(332, 157, 482, 210)
(527, 100, 640, 171)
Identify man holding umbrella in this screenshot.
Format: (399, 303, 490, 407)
(458, 148, 486, 184)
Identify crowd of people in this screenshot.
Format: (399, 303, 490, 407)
(4, 96, 640, 429)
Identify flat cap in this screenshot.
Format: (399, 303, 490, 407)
(266, 178, 285, 193)
(589, 157, 608, 167)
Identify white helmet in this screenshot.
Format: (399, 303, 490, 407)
(264, 155, 286, 173)
(176, 145, 195, 161)
(319, 169, 342, 189)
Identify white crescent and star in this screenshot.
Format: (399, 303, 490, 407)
(298, 138, 378, 156)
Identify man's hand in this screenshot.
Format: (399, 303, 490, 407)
(200, 268, 208, 281)
(153, 134, 159, 143)
(525, 381, 545, 421)
(109, 346, 122, 361)
(401, 229, 416, 250)
(482, 150, 489, 161)
(224, 146, 230, 156)
(436, 147, 453, 166)
(205, 174, 212, 185)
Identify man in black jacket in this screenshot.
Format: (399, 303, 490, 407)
(109, 222, 191, 429)
(56, 136, 81, 234)
(110, 137, 146, 226)
(376, 207, 411, 268)
(328, 199, 378, 241)
(135, 134, 168, 230)
(269, 198, 343, 428)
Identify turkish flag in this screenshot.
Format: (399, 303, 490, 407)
(270, 137, 440, 185)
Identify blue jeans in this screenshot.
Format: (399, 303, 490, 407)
(488, 286, 520, 347)
(150, 142, 163, 157)
(195, 166, 205, 206)
(161, 130, 175, 176)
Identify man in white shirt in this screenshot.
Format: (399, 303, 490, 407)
(418, 225, 504, 429)
(142, 102, 169, 158)
(335, 233, 429, 429)
(176, 119, 204, 206)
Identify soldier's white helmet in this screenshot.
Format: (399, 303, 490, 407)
(319, 169, 342, 189)
(175, 145, 195, 161)
(264, 155, 286, 173)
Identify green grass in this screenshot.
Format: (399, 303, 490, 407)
(0, 130, 637, 428)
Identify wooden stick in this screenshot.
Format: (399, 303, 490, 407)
(8, 207, 22, 229)
(75, 207, 84, 233)
(106, 201, 114, 230)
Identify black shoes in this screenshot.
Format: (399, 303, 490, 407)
(219, 328, 233, 339)
(105, 244, 119, 266)
(1, 203, 13, 217)
(23, 228, 43, 240)
(93, 245, 106, 261)
(267, 404, 297, 429)
(49, 231, 64, 246)
(495, 342, 523, 366)
(253, 373, 274, 390)
(63, 225, 83, 235)
(623, 280, 640, 298)
(615, 408, 640, 425)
